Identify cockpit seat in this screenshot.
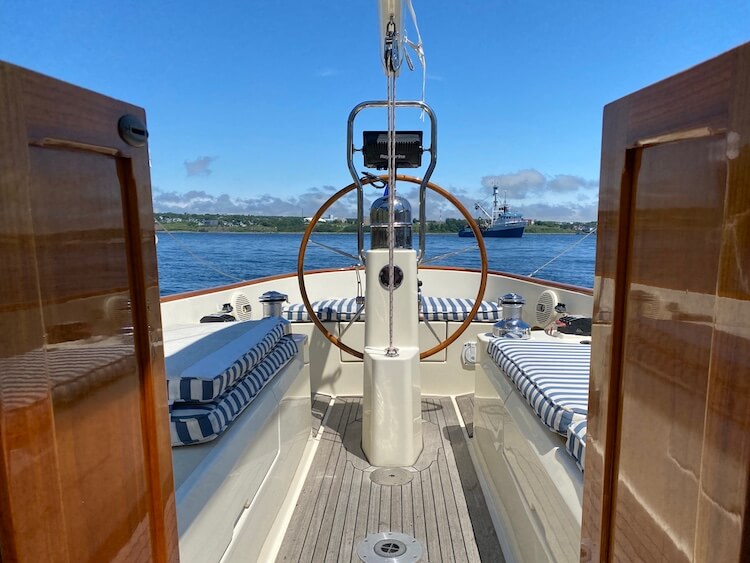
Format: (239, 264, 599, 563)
(283, 296, 501, 323)
(488, 338, 590, 470)
(164, 317, 296, 445)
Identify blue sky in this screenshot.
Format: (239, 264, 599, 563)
(1, 1, 748, 221)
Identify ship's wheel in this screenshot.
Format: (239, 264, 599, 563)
(297, 174, 488, 360)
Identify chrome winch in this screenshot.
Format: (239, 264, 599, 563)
(493, 293, 531, 339)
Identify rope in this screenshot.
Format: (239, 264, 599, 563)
(154, 219, 245, 282)
(405, 0, 426, 117)
(527, 228, 597, 278)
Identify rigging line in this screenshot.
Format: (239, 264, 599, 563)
(404, 0, 426, 117)
(420, 244, 479, 265)
(154, 219, 245, 283)
(527, 228, 598, 278)
(308, 238, 362, 264)
(386, 65, 398, 357)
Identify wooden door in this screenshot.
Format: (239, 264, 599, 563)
(583, 44, 750, 561)
(0, 63, 178, 561)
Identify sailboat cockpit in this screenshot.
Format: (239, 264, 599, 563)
(0, 2, 748, 562)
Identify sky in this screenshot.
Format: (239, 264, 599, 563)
(1, 1, 748, 221)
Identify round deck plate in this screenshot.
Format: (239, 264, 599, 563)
(356, 532, 423, 562)
(370, 467, 414, 486)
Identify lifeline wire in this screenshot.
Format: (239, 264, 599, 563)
(154, 219, 245, 283)
(527, 228, 597, 278)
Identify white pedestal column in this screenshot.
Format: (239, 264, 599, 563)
(362, 346, 422, 466)
(362, 249, 423, 467)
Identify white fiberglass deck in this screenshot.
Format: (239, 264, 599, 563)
(277, 396, 503, 562)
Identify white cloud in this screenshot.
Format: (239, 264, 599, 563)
(480, 169, 546, 199)
(153, 169, 600, 222)
(514, 202, 599, 222)
(184, 156, 217, 177)
(480, 169, 598, 201)
(153, 185, 370, 218)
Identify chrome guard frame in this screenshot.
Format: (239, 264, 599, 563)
(346, 100, 437, 264)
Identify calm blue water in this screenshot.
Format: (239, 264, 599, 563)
(156, 232, 596, 296)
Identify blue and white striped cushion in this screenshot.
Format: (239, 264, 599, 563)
(488, 339, 590, 434)
(165, 318, 290, 403)
(284, 298, 364, 322)
(420, 297, 500, 322)
(284, 297, 500, 323)
(566, 419, 587, 471)
(170, 336, 298, 446)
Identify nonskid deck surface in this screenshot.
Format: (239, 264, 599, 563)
(277, 396, 503, 562)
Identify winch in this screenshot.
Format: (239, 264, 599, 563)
(493, 293, 531, 339)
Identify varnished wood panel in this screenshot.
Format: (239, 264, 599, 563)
(693, 43, 750, 563)
(584, 42, 750, 562)
(582, 96, 632, 563)
(613, 136, 726, 562)
(0, 62, 177, 562)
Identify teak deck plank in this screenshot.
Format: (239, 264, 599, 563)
(278, 396, 502, 562)
(337, 467, 363, 562)
(312, 398, 359, 560)
(440, 397, 504, 562)
(277, 399, 347, 562)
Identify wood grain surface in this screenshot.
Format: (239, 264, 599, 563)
(0, 62, 177, 562)
(583, 42, 750, 562)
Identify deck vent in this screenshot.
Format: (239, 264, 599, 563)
(375, 540, 406, 557)
(535, 290, 559, 327)
(357, 532, 423, 562)
(231, 292, 253, 321)
(370, 467, 414, 486)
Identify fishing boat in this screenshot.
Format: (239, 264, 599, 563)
(458, 186, 527, 238)
(1, 3, 749, 563)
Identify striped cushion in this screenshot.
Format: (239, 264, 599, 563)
(566, 419, 587, 471)
(284, 298, 364, 322)
(0, 340, 135, 408)
(284, 297, 499, 323)
(170, 336, 298, 446)
(488, 339, 590, 434)
(420, 297, 500, 322)
(165, 317, 289, 403)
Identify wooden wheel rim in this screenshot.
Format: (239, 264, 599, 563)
(297, 174, 488, 360)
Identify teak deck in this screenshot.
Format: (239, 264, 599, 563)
(277, 396, 502, 562)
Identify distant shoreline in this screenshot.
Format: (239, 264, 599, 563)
(155, 214, 596, 236)
(156, 229, 584, 236)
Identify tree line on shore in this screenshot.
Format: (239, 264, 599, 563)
(154, 213, 596, 234)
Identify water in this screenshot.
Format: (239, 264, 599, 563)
(156, 231, 596, 296)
